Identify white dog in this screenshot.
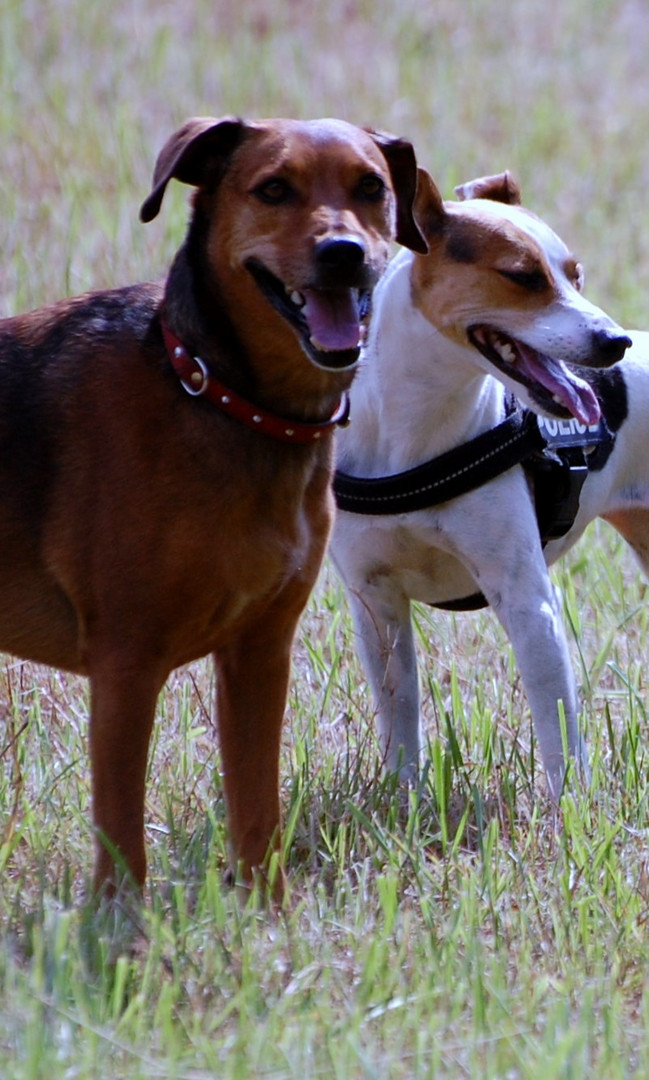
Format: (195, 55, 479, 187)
(331, 169, 640, 799)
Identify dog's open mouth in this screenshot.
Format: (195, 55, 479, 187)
(468, 325, 601, 425)
(246, 258, 370, 371)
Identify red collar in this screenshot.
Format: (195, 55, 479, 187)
(161, 322, 349, 444)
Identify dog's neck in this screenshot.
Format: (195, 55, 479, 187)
(163, 245, 243, 368)
(163, 243, 352, 425)
(342, 251, 506, 476)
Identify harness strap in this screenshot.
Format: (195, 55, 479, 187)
(334, 403, 615, 612)
(334, 407, 545, 514)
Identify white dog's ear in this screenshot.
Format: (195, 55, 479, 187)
(454, 170, 522, 205)
(411, 168, 446, 241)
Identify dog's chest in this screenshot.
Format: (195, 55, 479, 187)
(169, 464, 328, 652)
(343, 516, 480, 605)
(393, 548, 478, 606)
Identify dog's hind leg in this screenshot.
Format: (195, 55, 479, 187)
(347, 583, 421, 780)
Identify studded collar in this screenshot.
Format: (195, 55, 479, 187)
(162, 321, 350, 444)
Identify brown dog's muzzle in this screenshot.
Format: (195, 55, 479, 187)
(245, 249, 375, 373)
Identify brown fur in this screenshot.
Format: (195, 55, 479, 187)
(0, 115, 425, 897)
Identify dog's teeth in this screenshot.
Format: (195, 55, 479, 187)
(290, 290, 305, 307)
(498, 342, 517, 364)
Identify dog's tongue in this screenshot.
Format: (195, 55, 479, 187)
(302, 288, 361, 352)
(519, 345, 601, 425)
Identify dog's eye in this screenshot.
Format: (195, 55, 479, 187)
(498, 268, 547, 292)
(573, 262, 585, 292)
(253, 178, 295, 205)
(356, 173, 386, 201)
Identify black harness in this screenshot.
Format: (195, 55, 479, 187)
(333, 403, 615, 610)
(526, 413, 613, 542)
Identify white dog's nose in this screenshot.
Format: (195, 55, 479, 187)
(591, 327, 632, 367)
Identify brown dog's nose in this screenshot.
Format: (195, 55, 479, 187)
(315, 235, 367, 277)
(592, 328, 632, 366)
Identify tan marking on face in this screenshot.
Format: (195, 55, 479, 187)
(410, 202, 567, 346)
(204, 120, 394, 318)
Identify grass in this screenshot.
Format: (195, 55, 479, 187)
(3, 0, 649, 1075)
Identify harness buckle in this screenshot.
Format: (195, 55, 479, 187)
(546, 458, 589, 540)
(530, 447, 590, 542)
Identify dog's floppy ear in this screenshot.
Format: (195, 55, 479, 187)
(412, 168, 446, 241)
(140, 116, 248, 223)
(368, 129, 429, 254)
(454, 171, 522, 205)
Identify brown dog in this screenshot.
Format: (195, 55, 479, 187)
(0, 116, 425, 897)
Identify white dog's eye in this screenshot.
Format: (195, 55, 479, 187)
(497, 267, 547, 292)
(564, 258, 584, 292)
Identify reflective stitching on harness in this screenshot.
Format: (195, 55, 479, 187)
(336, 427, 533, 506)
(333, 406, 615, 526)
(334, 409, 545, 515)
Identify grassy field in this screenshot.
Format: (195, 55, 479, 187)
(2, 0, 649, 1076)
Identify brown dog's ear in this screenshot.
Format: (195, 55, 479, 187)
(140, 116, 248, 223)
(454, 170, 522, 205)
(368, 129, 429, 254)
(412, 168, 446, 242)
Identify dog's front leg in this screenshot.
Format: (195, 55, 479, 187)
(445, 477, 585, 800)
(493, 574, 585, 800)
(347, 582, 421, 781)
(89, 657, 167, 894)
(213, 600, 306, 897)
(472, 543, 584, 800)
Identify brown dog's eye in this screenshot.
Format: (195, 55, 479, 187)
(356, 173, 386, 201)
(253, 178, 295, 205)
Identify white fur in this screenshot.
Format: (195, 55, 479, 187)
(332, 206, 643, 800)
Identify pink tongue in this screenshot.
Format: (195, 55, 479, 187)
(519, 345, 601, 425)
(302, 289, 361, 352)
